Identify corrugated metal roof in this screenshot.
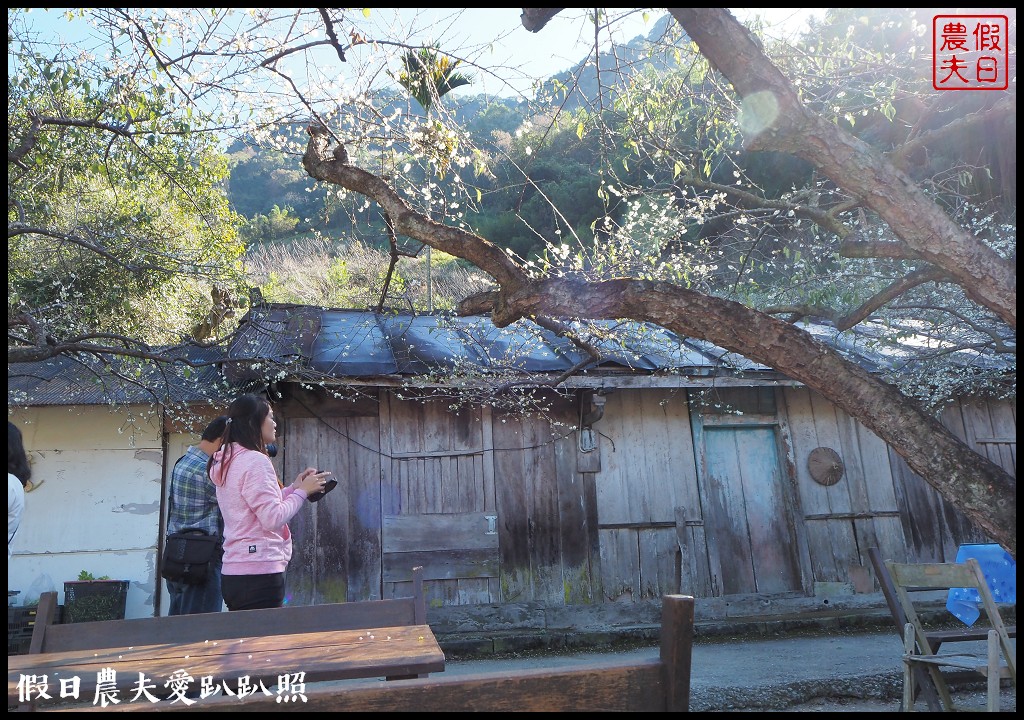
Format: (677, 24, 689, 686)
(7, 347, 227, 407)
(312, 311, 737, 375)
(9, 307, 1009, 407)
(796, 320, 1014, 374)
(379, 313, 586, 373)
(224, 304, 323, 383)
(563, 319, 722, 371)
(312, 311, 398, 375)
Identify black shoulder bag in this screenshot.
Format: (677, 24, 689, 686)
(162, 529, 220, 585)
(160, 455, 221, 586)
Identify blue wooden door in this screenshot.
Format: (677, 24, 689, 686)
(699, 423, 803, 596)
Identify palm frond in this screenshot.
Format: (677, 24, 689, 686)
(394, 45, 474, 115)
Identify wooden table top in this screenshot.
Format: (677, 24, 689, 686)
(9, 624, 444, 709)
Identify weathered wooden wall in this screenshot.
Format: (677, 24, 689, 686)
(381, 393, 498, 607)
(277, 385, 1014, 617)
(596, 390, 698, 602)
(782, 386, 907, 593)
(691, 387, 807, 600)
(277, 388, 382, 605)
(777, 389, 1014, 594)
(888, 395, 1015, 563)
(12, 388, 1010, 628)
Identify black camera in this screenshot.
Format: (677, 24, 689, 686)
(307, 477, 337, 503)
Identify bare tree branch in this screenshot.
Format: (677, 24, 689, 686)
(668, 8, 1016, 330)
(520, 8, 564, 33)
(317, 8, 347, 63)
(763, 266, 948, 329)
(839, 235, 922, 261)
(680, 174, 851, 238)
(892, 95, 1015, 168)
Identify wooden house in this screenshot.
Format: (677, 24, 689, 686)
(7, 305, 1015, 638)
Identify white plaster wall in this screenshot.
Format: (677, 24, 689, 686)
(8, 406, 164, 619)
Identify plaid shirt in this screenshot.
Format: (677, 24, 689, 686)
(167, 445, 222, 536)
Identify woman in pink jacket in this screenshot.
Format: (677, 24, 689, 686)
(208, 394, 331, 610)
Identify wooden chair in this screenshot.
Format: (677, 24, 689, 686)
(868, 547, 1017, 711)
(885, 558, 1016, 712)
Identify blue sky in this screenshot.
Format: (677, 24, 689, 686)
(360, 9, 826, 97)
(15, 9, 825, 99)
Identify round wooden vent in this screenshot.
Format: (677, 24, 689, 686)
(808, 447, 845, 486)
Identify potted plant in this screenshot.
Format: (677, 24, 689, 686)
(63, 571, 129, 623)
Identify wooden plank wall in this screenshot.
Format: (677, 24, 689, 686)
(382, 513, 498, 589)
(782, 387, 913, 588)
(690, 387, 808, 598)
(554, 418, 597, 604)
(944, 396, 1016, 475)
(491, 396, 590, 605)
(594, 390, 702, 601)
(784, 388, 1014, 579)
(886, 396, 1014, 563)
(278, 385, 1012, 612)
(850, 418, 908, 577)
(782, 387, 861, 585)
(381, 394, 498, 605)
(279, 389, 382, 605)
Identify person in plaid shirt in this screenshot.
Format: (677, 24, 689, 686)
(166, 416, 228, 615)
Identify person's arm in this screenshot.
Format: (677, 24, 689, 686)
(242, 455, 309, 529)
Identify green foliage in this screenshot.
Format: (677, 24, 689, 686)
(470, 111, 612, 260)
(242, 205, 301, 244)
(8, 30, 248, 346)
(389, 45, 475, 179)
(227, 143, 319, 222)
(64, 578, 126, 623)
(463, 102, 523, 140)
(393, 45, 474, 116)
(246, 238, 490, 312)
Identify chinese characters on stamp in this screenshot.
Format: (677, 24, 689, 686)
(933, 15, 1009, 90)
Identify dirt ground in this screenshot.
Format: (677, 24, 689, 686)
(760, 686, 1017, 713)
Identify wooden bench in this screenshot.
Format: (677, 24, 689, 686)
(24, 594, 696, 713)
(868, 548, 1016, 711)
(12, 567, 436, 711)
(27, 567, 426, 656)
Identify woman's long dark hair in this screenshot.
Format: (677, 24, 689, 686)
(8, 422, 32, 487)
(208, 394, 272, 481)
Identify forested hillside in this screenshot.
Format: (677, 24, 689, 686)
(225, 13, 681, 254)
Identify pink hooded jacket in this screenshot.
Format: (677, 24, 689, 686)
(209, 443, 309, 575)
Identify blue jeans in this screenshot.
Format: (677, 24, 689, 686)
(167, 561, 223, 615)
